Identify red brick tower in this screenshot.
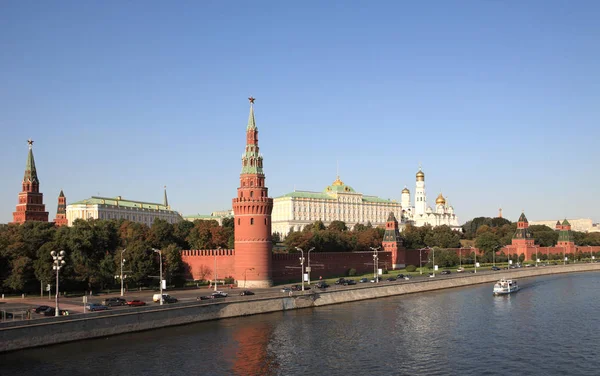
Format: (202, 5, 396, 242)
(12, 139, 49, 224)
(511, 212, 534, 247)
(557, 219, 575, 252)
(232, 97, 274, 288)
(382, 211, 405, 269)
(54, 190, 68, 227)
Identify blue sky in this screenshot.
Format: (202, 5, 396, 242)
(1, 0, 599, 224)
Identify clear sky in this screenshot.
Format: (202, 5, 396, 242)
(1, 0, 599, 225)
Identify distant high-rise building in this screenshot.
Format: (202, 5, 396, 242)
(12, 139, 48, 224)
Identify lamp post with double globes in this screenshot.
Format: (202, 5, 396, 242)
(370, 246, 380, 282)
(307, 247, 315, 285)
(152, 248, 163, 305)
(120, 249, 127, 297)
(295, 247, 305, 291)
(51, 250, 66, 317)
(419, 247, 429, 275)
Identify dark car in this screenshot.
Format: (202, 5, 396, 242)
(126, 300, 146, 307)
(198, 295, 213, 301)
(42, 307, 70, 316)
(102, 297, 126, 307)
(291, 285, 310, 291)
(359, 278, 369, 283)
(335, 278, 347, 285)
(315, 281, 329, 289)
(386, 277, 397, 282)
(211, 292, 228, 298)
(1, 311, 14, 319)
(163, 296, 178, 303)
(240, 290, 255, 296)
(344, 279, 357, 286)
(32, 305, 51, 314)
(397, 274, 405, 279)
(441, 270, 451, 275)
(85, 303, 109, 312)
(491, 266, 501, 271)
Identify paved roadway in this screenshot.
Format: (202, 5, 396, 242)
(0, 265, 548, 324)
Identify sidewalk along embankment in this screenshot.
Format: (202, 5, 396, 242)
(2, 263, 599, 353)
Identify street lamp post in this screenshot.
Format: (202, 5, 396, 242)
(492, 245, 501, 267)
(152, 248, 163, 305)
(244, 268, 255, 288)
(563, 246, 567, 266)
(120, 249, 127, 297)
(432, 247, 436, 276)
(51, 250, 66, 317)
(307, 247, 315, 285)
(370, 246, 380, 282)
(470, 246, 477, 274)
(419, 247, 428, 275)
(590, 246, 594, 262)
(295, 247, 305, 291)
(535, 245, 539, 267)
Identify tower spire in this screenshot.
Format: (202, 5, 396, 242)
(24, 139, 39, 184)
(163, 186, 169, 207)
(247, 96, 257, 130)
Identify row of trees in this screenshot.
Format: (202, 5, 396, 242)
(0, 218, 234, 294)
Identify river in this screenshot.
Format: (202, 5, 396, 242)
(1, 272, 599, 375)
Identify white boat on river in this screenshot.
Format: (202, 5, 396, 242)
(493, 278, 519, 295)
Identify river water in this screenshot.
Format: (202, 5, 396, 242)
(2, 272, 599, 376)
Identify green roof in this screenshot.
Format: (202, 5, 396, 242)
(69, 196, 174, 211)
(562, 219, 571, 226)
(518, 212, 528, 223)
(24, 145, 39, 184)
(363, 196, 394, 203)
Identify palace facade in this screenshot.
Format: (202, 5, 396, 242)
(271, 176, 402, 237)
(66, 188, 182, 226)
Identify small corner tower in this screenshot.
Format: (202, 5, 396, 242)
(12, 139, 49, 224)
(232, 97, 274, 288)
(54, 190, 68, 227)
(511, 211, 534, 248)
(382, 211, 405, 269)
(557, 219, 575, 250)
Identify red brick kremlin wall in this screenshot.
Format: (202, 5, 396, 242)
(181, 249, 236, 281)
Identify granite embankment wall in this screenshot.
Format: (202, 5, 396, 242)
(2, 263, 599, 353)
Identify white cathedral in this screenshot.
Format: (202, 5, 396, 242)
(401, 167, 461, 230)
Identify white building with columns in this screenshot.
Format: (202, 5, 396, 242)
(401, 167, 461, 230)
(272, 176, 402, 237)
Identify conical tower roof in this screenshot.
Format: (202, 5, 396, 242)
(163, 186, 169, 207)
(24, 139, 39, 184)
(59, 189, 65, 198)
(562, 218, 570, 226)
(387, 211, 397, 222)
(518, 212, 528, 223)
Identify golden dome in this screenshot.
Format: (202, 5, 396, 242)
(402, 187, 410, 194)
(436, 193, 446, 205)
(416, 169, 424, 181)
(332, 176, 344, 186)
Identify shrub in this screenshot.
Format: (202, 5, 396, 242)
(347, 268, 357, 276)
(405, 265, 416, 272)
(382, 269, 389, 275)
(224, 276, 235, 285)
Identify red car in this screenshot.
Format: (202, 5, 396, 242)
(126, 300, 146, 307)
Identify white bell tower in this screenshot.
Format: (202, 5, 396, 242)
(414, 166, 426, 216)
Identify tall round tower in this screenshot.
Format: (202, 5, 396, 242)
(232, 97, 274, 288)
(414, 166, 427, 216)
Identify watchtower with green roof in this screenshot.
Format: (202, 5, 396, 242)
(511, 212, 534, 247)
(557, 219, 575, 247)
(12, 139, 49, 224)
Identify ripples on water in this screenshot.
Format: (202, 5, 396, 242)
(2, 273, 600, 376)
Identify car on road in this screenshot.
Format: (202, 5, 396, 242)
(491, 266, 501, 271)
(315, 281, 329, 289)
(335, 278, 347, 285)
(86, 303, 109, 312)
(240, 290, 255, 296)
(1, 311, 14, 319)
(397, 274, 405, 279)
(212, 291, 228, 298)
(198, 295, 213, 300)
(370, 277, 381, 283)
(291, 285, 310, 291)
(102, 297, 126, 307)
(403, 276, 411, 280)
(43, 307, 71, 316)
(344, 279, 357, 285)
(153, 294, 177, 304)
(280, 287, 291, 293)
(359, 278, 369, 283)
(386, 277, 396, 282)
(441, 270, 451, 275)
(126, 300, 146, 307)
(429, 273, 435, 278)
(32, 305, 51, 314)
(457, 268, 465, 273)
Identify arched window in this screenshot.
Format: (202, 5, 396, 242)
(250, 191, 254, 198)
(265, 218, 267, 225)
(238, 218, 240, 225)
(250, 218, 254, 225)
(250, 181, 254, 186)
